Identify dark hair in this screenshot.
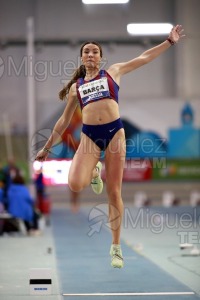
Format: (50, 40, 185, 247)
(59, 41, 103, 100)
(12, 174, 25, 185)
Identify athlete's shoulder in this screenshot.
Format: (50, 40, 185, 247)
(105, 65, 121, 86)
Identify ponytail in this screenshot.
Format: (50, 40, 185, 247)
(59, 65, 86, 100)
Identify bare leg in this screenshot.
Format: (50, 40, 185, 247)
(105, 128, 126, 244)
(70, 190, 80, 213)
(68, 133, 101, 192)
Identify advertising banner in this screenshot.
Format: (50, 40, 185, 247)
(153, 159, 200, 180)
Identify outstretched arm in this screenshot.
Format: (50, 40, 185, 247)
(35, 83, 78, 161)
(108, 25, 185, 79)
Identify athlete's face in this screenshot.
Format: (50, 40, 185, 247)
(81, 44, 101, 68)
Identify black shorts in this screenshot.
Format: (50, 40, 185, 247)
(82, 118, 124, 151)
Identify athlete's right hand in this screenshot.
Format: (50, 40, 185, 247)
(35, 148, 49, 162)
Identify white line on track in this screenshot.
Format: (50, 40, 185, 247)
(63, 291, 195, 296)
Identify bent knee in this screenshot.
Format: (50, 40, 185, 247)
(68, 177, 88, 193)
(68, 181, 82, 193)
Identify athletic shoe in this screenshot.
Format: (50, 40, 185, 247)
(110, 244, 124, 268)
(91, 161, 103, 194)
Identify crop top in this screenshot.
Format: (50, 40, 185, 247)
(76, 70, 119, 110)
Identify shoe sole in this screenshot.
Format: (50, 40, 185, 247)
(111, 261, 124, 268)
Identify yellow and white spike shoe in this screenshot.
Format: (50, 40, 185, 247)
(110, 244, 124, 268)
(91, 161, 103, 194)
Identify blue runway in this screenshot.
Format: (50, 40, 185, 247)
(52, 207, 200, 300)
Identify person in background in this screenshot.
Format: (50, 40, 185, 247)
(0, 161, 6, 189)
(34, 167, 45, 198)
(35, 25, 185, 268)
(0, 186, 5, 235)
(0, 183, 4, 210)
(7, 174, 41, 236)
(2, 158, 21, 208)
(34, 167, 46, 213)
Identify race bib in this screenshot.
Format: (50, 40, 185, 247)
(78, 77, 110, 105)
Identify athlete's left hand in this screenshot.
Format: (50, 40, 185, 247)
(168, 24, 186, 44)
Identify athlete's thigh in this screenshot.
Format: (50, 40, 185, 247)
(69, 133, 101, 185)
(105, 128, 126, 190)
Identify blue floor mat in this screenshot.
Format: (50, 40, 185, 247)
(52, 208, 199, 300)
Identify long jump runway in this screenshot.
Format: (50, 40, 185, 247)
(52, 207, 199, 300)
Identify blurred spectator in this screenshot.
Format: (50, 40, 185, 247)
(2, 158, 21, 208)
(7, 174, 41, 236)
(0, 186, 3, 209)
(34, 167, 51, 225)
(34, 167, 45, 198)
(0, 161, 6, 189)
